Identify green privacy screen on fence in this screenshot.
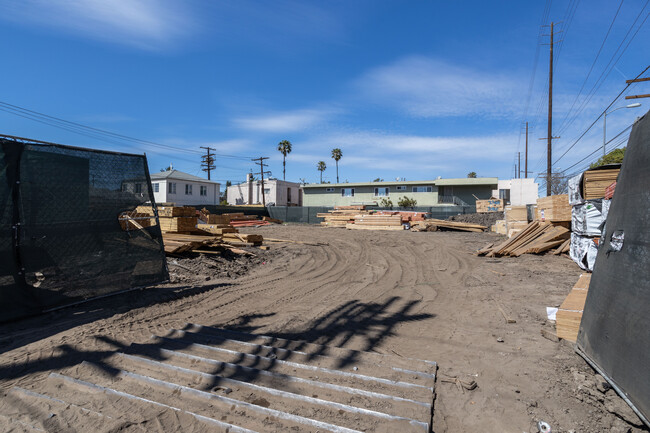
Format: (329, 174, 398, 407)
(0, 135, 167, 322)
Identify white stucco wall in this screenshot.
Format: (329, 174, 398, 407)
(227, 179, 301, 206)
(151, 179, 220, 206)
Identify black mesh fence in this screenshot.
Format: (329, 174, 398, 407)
(0, 136, 167, 322)
(268, 205, 476, 224)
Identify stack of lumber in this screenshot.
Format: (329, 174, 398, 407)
(412, 219, 486, 233)
(373, 211, 427, 223)
(134, 205, 199, 234)
(197, 209, 237, 234)
(535, 194, 571, 222)
(583, 168, 620, 199)
(476, 199, 505, 212)
(318, 207, 371, 227)
(505, 205, 529, 238)
(556, 274, 591, 342)
(491, 219, 507, 235)
(226, 213, 271, 227)
(118, 211, 153, 230)
(346, 214, 403, 230)
(478, 221, 570, 257)
(162, 232, 264, 256)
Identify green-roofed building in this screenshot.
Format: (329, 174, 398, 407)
(302, 177, 498, 207)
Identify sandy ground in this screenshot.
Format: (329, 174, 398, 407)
(0, 224, 646, 432)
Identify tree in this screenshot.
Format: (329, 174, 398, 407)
(548, 172, 569, 195)
(331, 148, 342, 183)
(226, 180, 232, 187)
(398, 196, 417, 208)
(589, 148, 626, 169)
(379, 197, 393, 209)
(277, 140, 292, 181)
(372, 178, 384, 182)
(467, 171, 477, 178)
(317, 161, 327, 183)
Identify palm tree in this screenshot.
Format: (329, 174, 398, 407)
(277, 140, 292, 181)
(331, 148, 342, 183)
(317, 161, 327, 183)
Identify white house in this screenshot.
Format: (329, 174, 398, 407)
(493, 178, 539, 206)
(227, 175, 302, 206)
(150, 169, 220, 206)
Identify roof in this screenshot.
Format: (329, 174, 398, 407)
(302, 177, 498, 189)
(150, 169, 219, 184)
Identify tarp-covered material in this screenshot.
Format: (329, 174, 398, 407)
(569, 232, 598, 271)
(577, 111, 650, 427)
(0, 136, 167, 322)
(571, 199, 604, 237)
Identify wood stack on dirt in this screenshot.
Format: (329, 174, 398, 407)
(132, 204, 199, 234)
(583, 168, 620, 200)
(478, 221, 570, 257)
(346, 214, 404, 230)
(317, 206, 370, 227)
(555, 274, 591, 342)
(412, 219, 487, 232)
(536, 194, 571, 223)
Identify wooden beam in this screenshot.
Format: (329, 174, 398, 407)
(626, 77, 650, 84)
(625, 93, 650, 100)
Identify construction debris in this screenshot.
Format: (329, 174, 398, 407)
(475, 198, 505, 212)
(412, 219, 486, 233)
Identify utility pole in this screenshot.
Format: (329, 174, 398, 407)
(251, 157, 271, 207)
(525, 122, 529, 178)
(546, 21, 555, 196)
(200, 146, 216, 180)
(518, 152, 521, 179)
(625, 76, 650, 99)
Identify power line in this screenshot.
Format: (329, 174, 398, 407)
(0, 100, 253, 160)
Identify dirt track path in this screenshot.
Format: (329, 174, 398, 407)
(1, 224, 640, 432)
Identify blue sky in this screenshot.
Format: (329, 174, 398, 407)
(0, 0, 648, 191)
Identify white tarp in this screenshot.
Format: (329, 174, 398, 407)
(570, 232, 598, 271)
(572, 199, 604, 236)
(568, 173, 585, 206)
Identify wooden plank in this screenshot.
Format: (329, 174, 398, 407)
(345, 224, 404, 231)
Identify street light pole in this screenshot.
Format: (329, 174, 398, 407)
(603, 103, 642, 157)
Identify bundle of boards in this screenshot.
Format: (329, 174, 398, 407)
(478, 221, 570, 257)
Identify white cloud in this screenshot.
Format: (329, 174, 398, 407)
(356, 56, 525, 119)
(0, 0, 196, 50)
(233, 109, 334, 133)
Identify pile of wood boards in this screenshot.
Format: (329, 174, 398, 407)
(346, 214, 403, 230)
(478, 221, 570, 257)
(412, 219, 486, 232)
(226, 213, 272, 227)
(503, 205, 528, 238)
(476, 198, 505, 212)
(162, 232, 264, 256)
(555, 274, 591, 342)
(133, 205, 199, 234)
(373, 211, 427, 223)
(583, 168, 620, 199)
(535, 194, 571, 222)
(318, 206, 370, 227)
(197, 209, 237, 234)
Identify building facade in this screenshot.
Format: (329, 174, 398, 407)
(493, 178, 539, 205)
(227, 176, 302, 206)
(149, 170, 220, 206)
(302, 178, 498, 207)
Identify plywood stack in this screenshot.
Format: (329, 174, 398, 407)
(373, 210, 427, 223)
(476, 199, 505, 213)
(535, 194, 571, 222)
(504, 205, 528, 238)
(318, 206, 370, 227)
(346, 214, 403, 230)
(197, 209, 238, 234)
(583, 168, 620, 200)
(226, 213, 271, 227)
(478, 221, 570, 257)
(556, 274, 591, 342)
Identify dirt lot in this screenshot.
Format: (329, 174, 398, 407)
(0, 224, 645, 432)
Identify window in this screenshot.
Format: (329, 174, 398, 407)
(326, 187, 335, 192)
(263, 188, 271, 194)
(185, 184, 192, 195)
(168, 182, 176, 194)
(412, 186, 432, 193)
(341, 188, 354, 197)
(200, 185, 207, 196)
(134, 183, 142, 193)
(374, 187, 389, 197)
(396, 185, 406, 191)
(153, 183, 159, 193)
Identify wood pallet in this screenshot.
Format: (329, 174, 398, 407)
(478, 221, 570, 257)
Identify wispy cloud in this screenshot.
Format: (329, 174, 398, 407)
(0, 0, 197, 50)
(233, 108, 336, 133)
(356, 56, 525, 119)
